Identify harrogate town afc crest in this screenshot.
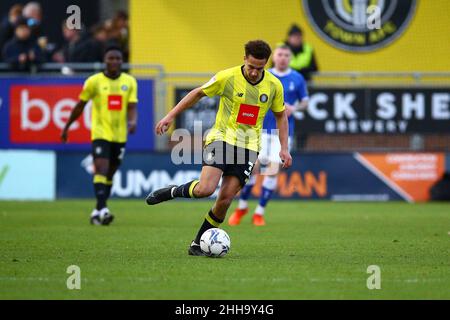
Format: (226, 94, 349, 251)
(303, 0, 417, 52)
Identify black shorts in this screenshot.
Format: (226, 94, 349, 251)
(202, 141, 258, 187)
(92, 139, 126, 164)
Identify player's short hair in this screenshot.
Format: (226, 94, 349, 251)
(103, 45, 123, 57)
(245, 40, 272, 60)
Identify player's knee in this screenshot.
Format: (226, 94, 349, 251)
(95, 166, 108, 176)
(94, 159, 109, 175)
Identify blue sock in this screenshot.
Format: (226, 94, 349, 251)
(240, 183, 253, 200)
(259, 187, 274, 207)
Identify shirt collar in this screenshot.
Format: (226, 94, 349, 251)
(270, 68, 292, 78)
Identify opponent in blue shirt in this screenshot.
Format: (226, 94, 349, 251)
(229, 44, 309, 226)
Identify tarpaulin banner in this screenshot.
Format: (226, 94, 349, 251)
(56, 152, 445, 202)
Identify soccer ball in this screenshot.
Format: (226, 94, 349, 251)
(200, 228, 231, 257)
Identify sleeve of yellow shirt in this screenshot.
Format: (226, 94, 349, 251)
(201, 70, 226, 97)
(270, 80, 285, 113)
(79, 75, 95, 102)
(128, 77, 138, 103)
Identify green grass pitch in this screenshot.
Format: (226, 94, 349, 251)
(0, 200, 449, 299)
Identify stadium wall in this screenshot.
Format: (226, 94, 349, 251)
(130, 0, 450, 72)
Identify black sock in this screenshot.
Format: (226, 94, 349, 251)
(173, 180, 199, 198)
(105, 184, 112, 198)
(194, 209, 224, 244)
(94, 183, 108, 210)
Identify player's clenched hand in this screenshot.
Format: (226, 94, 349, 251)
(155, 114, 174, 135)
(61, 129, 68, 143)
(279, 149, 292, 169)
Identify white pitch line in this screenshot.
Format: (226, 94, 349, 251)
(0, 277, 446, 283)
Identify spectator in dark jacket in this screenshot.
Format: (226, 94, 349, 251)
(2, 18, 43, 71)
(0, 4, 24, 60)
(53, 20, 89, 63)
(77, 24, 109, 62)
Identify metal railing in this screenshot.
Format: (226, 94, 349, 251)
(0, 62, 164, 72)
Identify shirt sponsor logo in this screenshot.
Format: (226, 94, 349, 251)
(236, 104, 259, 126)
(108, 95, 123, 110)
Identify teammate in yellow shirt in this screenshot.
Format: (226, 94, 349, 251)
(146, 40, 292, 256)
(61, 46, 138, 225)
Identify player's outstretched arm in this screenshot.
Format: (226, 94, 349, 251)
(60, 100, 87, 143)
(273, 110, 292, 169)
(155, 87, 206, 135)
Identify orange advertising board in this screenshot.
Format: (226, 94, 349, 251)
(357, 153, 445, 202)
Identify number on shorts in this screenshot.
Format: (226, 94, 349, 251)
(244, 161, 254, 177)
(118, 147, 125, 160)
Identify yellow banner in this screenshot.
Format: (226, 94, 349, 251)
(131, 0, 450, 72)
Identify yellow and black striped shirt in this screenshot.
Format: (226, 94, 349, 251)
(79, 72, 138, 143)
(201, 65, 284, 152)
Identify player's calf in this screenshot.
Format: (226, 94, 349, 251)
(191, 182, 216, 198)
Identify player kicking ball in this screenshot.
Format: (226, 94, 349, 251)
(61, 46, 138, 225)
(146, 40, 292, 256)
(229, 44, 309, 226)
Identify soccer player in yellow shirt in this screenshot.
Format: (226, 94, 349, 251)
(146, 40, 292, 255)
(61, 46, 138, 225)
